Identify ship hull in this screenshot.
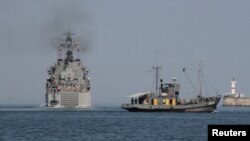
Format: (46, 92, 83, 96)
(122, 96, 221, 113)
(223, 96, 250, 106)
(122, 105, 216, 112)
(46, 92, 91, 108)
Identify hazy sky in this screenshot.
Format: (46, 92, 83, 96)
(0, 0, 250, 106)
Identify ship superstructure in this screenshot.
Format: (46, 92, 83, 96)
(45, 31, 91, 108)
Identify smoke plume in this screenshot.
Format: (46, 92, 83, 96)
(0, 1, 93, 55)
(40, 2, 94, 53)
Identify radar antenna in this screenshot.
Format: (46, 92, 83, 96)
(56, 26, 80, 60)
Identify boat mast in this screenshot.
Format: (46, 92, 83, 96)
(153, 66, 162, 94)
(198, 63, 203, 96)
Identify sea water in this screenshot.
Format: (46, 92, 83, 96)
(0, 105, 250, 141)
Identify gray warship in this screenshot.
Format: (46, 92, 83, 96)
(122, 66, 221, 112)
(45, 31, 91, 108)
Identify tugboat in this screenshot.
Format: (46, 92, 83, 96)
(121, 66, 221, 112)
(45, 31, 91, 108)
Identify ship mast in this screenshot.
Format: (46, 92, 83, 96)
(58, 27, 80, 60)
(153, 66, 162, 95)
(198, 63, 202, 96)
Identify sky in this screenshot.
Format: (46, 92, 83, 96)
(0, 0, 250, 106)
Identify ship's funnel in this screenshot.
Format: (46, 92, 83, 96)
(66, 50, 74, 62)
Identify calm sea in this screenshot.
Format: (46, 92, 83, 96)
(0, 105, 250, 141)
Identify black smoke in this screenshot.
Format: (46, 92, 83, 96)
(40, 2, 94, 53)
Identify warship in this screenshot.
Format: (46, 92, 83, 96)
(45, 31, 91, 108)
(223, 78, 250, 106)
(121, 66, 221, 112)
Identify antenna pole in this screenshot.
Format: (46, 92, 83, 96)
(199, 63, 203, 96)
(68, 23, 71, 33)
(153, 66, 162, 94)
